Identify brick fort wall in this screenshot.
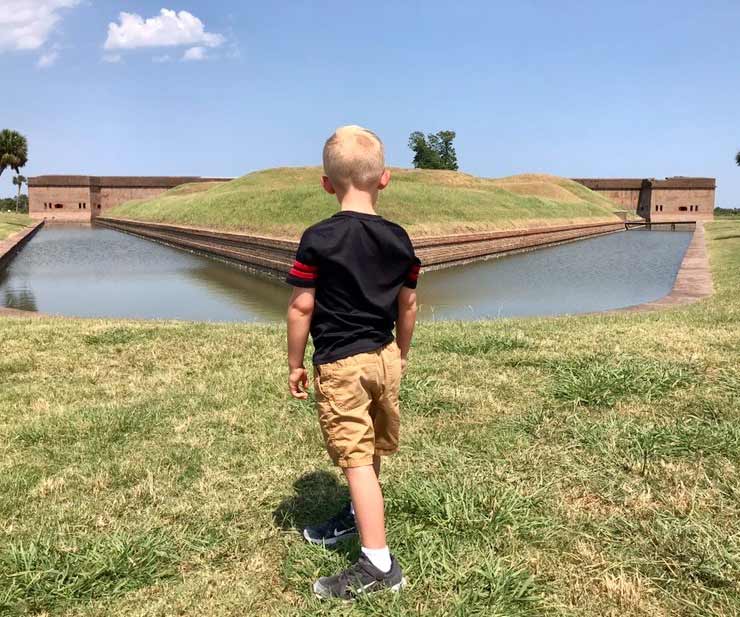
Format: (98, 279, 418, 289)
(28, 175, 228, 222)
(574, 177, 715, 221)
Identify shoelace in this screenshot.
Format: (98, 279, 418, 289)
(339, 560, 377, 591)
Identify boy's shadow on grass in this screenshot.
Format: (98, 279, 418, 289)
(273, 471, 355, 555)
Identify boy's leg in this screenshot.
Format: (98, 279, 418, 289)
(350, 455, 380, 516)
(344, 463, 386, 549)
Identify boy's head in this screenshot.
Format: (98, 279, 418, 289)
(322, 125, 390, 198)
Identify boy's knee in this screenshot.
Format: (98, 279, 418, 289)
(342, 463, 376, 480)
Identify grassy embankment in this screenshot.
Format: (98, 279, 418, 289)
(0, 212, 32, 242)
(0, 221, 738, 616)
(108, 167, 622, 238)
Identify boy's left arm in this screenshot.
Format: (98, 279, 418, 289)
(287, 287, 315, 399)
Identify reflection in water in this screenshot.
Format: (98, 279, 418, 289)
(416, 228, 693, 319)
(0, 225, 692, 322)
(0, 267, 37, 311)
(0, 225, 289, 321)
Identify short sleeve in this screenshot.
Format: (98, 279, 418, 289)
(403, 255, 421, 289)
(286, 229, 320, 287)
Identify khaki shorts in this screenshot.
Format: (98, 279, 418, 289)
(313, 341, 402, 468)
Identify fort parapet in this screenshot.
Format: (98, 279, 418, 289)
(28, 175, 229, 222)
(573, 177, 715, 221)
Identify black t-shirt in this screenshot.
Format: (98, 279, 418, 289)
(286, 211, 421, 365)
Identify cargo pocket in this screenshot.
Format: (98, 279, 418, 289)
(314, 371, 341, 463)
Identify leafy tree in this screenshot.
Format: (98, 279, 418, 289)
(408, 130, 459, 170)
(436, 130, 458, 171)
(12, 174, 27, 212)
(408, 131, 442, 169)
(0, 129, 28, 179)
(736, 151, 740, 166)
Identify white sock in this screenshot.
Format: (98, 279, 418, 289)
(361, 546, 392, 573)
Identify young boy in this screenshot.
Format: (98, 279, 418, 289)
(286, 125, 420, 600)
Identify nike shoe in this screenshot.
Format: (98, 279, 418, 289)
(303, 503, 357, 546)
(313, 553, 406, 600)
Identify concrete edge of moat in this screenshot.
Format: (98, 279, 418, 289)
(606, 221, 713, 314)
(92, 216, 627, 278)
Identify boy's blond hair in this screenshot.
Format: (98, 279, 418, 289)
(323, 125, 385, 192)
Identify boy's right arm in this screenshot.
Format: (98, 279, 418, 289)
(396, 286, 417, 373)
(287, 287, 315, 399)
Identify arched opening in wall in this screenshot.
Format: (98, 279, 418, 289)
(679, 206, 688, 212)
(54, 203, 63, 209)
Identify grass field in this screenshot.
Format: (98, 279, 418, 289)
(0, 212, 32, 242)
(108, 167, 621, 238)
(1, 222, 738, 616)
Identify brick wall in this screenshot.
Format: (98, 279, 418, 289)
(590, 188, 642, 210)
(573, 178, 715, 221)
(649, 188, 715, 221)
(97, 187, 178, 215)
(96, 217, 625, 278)
(28, 175, 226, 222)
(29, 185, 93, 222)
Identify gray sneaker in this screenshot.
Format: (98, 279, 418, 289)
(313, 553, 406, 600)
(303, 503, 357, 546)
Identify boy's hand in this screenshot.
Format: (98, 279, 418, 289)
(400, 357, 408, 376)
(289, 367, 309, 400)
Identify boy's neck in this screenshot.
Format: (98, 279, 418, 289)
(337, 187, 379, 216)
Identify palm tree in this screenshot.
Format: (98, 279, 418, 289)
(736, 151, 740, 167)
(0, 129, 28, 179)
(12, 174, 27, 213)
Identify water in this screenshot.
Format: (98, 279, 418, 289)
(0, 225, 692, 322)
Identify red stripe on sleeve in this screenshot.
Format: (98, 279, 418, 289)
(288, 268, 317, 280)
(292, 260, 318, 273)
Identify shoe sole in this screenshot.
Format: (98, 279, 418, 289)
(313, 576, 407, 600)
(303, 528, 358, 546)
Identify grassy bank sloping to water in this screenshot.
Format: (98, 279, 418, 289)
(0, 212, 32, 242)
(108, 167, 621, 238)
(0, 222, 738, 616)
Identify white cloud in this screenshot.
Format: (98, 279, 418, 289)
(0, 0, 80, 51)
(182, 46, 206, 61)
(36, 49, 59, 68)
(104, 9, 224, 51)
(102, 53, 121, 63)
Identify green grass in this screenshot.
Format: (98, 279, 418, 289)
(107, 167, 621, 238)
(0, 212, 32, 242)
(0, 221, 739, 615)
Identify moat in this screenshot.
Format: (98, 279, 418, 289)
(0, 225, 693, 321)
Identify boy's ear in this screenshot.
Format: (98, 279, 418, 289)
(378, 169, 391, 191)
(321, 175, 336, 195)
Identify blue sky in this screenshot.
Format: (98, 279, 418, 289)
(1, 1, 739, 206)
